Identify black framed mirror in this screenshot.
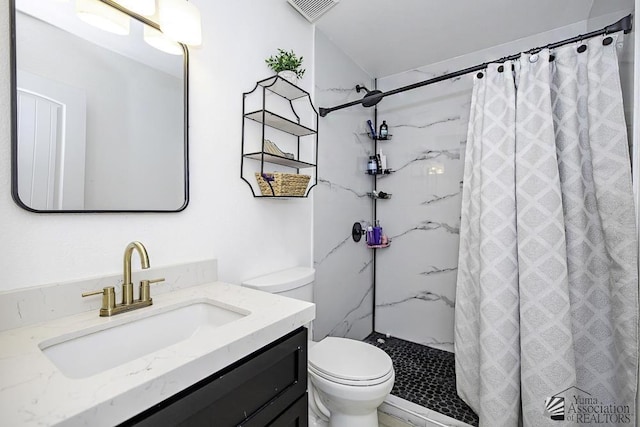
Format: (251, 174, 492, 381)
(10, 0, 189, 212)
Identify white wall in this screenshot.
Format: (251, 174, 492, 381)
(0, 0, 315, 290)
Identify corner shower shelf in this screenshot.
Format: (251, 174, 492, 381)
(366, 169, 394, 176)
(241, 76, 319, 198)
(367, 243, 391, 249)
(367, 192, 392, 200)
(367, 133, 393, 141)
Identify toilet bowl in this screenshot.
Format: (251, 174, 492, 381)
(308, 337, 395, 427)
(242, 267, 395, 427)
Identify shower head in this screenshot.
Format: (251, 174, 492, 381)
(318, 84, 384, 116)
(356, 84, 384, 107)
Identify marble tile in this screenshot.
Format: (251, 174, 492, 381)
(0, 259, 218, 332)
(370, 59, 472, 349)
(313, 30, 375, 341)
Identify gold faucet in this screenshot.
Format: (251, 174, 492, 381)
(123, 241, 149, 305)
(82, 241, 165, 316)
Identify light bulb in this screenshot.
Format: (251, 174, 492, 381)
(158, 0, 202, 46)
(76, 0, 130, 35)
(144, 25, 183, 55)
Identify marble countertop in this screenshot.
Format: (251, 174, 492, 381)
(0, 281, 315, 427)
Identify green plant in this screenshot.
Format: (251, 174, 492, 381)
(265, 49, 305, 79)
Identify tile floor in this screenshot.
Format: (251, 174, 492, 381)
(364, 332, 479, 427)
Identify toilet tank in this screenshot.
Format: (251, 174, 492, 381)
(241, 267, 315, 303)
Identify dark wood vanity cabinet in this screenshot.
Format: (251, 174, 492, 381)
(121, 327, 308, 427)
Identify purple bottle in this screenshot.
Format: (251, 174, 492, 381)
(366, 226, 374, 245)
(373, 220, 382, 245)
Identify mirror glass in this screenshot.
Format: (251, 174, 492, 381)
(11, 0, 188, 212)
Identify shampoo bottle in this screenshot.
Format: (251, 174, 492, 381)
(367, 156, 378, 174)
(379, 121, 388, 139)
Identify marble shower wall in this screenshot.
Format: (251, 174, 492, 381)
(313, 30, 375, 341)
(374, 70, 471, 352)
(372, 16, 635, 353)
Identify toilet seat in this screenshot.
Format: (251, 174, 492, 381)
(308, 337, 393, 386)
(309, 364, 394, 386)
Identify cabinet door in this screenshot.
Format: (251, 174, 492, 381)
(265, 394, 308, 427)
(121, 328, 307, 427)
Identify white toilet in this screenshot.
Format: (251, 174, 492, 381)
(242, 267, 394, 427)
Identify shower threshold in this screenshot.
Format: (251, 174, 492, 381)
(364, 332, 479, 427)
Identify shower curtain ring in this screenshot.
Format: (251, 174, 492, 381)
(576, 35, 588, 53)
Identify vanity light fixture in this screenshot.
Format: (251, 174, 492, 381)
(75, 0, 202, 49)
(158, 0, 202, 46)
(76, 0, 130, 35)
(144, 25, 183, 55)
(113, 0, 156, 16)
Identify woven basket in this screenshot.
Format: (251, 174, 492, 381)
(255, 172, 311, 197)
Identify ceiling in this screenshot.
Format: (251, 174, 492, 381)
(314, 0, 634, 77)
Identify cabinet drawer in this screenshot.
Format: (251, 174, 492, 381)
(122, 327, 307, 427)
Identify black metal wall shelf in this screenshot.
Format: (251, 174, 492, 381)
(243, 152, 315, 169)
(241, 76, 319, 198)
(244, 110, 316, 136)
(258, 76, 309, 100)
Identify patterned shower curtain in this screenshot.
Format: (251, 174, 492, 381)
(455, 33, 638, 427)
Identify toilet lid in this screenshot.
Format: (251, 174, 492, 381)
(308, 337, 393, 382)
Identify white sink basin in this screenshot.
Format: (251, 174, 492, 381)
(39, 301, 248, 379)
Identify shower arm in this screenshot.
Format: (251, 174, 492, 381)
(318, 14, 633, 117)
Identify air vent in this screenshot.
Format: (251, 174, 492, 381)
(287, 0, 339, 23)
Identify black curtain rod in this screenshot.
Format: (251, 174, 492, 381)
(319, 14, 633, 117)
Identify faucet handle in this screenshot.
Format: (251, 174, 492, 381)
(82, 286, 116, 315)
(82, 286, 115, 298)
(139, 277, 165, 302)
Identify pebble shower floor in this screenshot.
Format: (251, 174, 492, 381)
(364, 332, 479, 426)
